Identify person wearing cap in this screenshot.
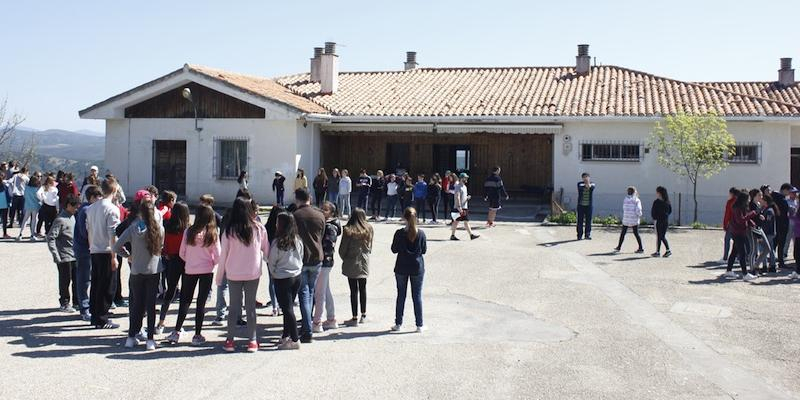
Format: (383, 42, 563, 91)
(450, 173, 479, 241)
(272, 171, 286, 207)
(82, 166, 99, 190)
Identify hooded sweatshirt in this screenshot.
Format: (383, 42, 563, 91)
(112, 218, 164, 275)
(267, 237, 304, 279)
(621, 195, 642, 227)
(179, 229, 221, 275)
(47, 209, 75, 263)
(391, 227, 427, 276)
(217, 223, 269, 283)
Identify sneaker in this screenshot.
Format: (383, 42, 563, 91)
(635, 249, 644, 254)
(29, 236, 36, 242)
(663, 251, 672, 258)
(269, 308, 279, 317)
(651, 252, 661, 258)
(59, 305, 76, 313)
(166, 330, 182, 344)
(613, 247, 620, 253)
(450, 235, 459, 241)
(94, 320, 120, 329)
(246, 340, 259, 353)
(790, 272, 799, 280)
(145, 340, 157, 351)
(723, 271, 740, 279)
(470, 234, 480, 240)
(135, 329, 147, 342)
(359, 315, 367, 324)
(154, 325, 164, 335)
(300, 335, 313, 344)
(124, 337, 140, 348)
(223, 339, 235, 352)
(114, 299, 129, 308)
(416, 326, 426, 333)
(237, 318, 247, 327)
(585, 236, 592, 240)
(322, 320, 338, 330)
(277, 339, 300, 350)
(743, 273, 758, 282)
(109, 303, 116, 310)
(344, 318, 359, 327)
(191, 335, 206, 346)
(312, 323, 323, 333)
(80, 312, 92, 321)
(211, 318, 225, 326)
(390, 324, 402, 331)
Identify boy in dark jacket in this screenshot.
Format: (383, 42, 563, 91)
(47, 195, 80, 312)
(272, 172, 286, 206)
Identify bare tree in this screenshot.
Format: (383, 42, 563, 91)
(19, 134, 38, 169)
(0, 97, 25, 149)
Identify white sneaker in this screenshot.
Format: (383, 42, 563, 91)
(416, 326, 426, 333)
(135, 329, 147, 342)
(145, 340, 157, 351)
(154, 325, 164, 335)
(322, 320, 338, 330)
(166, 329, 182, 344)
(743, 273, 758, 282)
(790, 272, 799, 280)
(124, 337, 140, 348)
(277, 340, 300, 350)
(723, 271, 740, 279)
(312, 323, 323, 333)
(390, 324, 402, 331)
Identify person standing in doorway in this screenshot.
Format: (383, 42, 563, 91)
(369, 170, 385, 221)
(614, 186, 644, 253)
(313, 168, 328, 208)
(483, 166, 509, 228)
(356, 169, 372, 211)
(340, 208, 373, 327)
(390, 207, 427, 333)
(328, 168, 340, 204)
(450, 173, 479, 241)
(294, 169, 308, 192)
(651, 186, 672, 258)
(292, 188, 326, 343)
(576, 172, 595, 240)
(86, 178, 122, 329)
(272, 171, 286, 207)
(337, 169, 352, 218)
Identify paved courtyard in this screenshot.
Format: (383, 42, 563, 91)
(1, 221, 799, 400)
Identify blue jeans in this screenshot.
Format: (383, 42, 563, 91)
(268, 273, 280, 310)
(395, 273, 424, 327)
(328, 191, 338, 204)
(75, 254, 92, 314)
(385, 195, 399, 218)
(216, 275, 229, 319)
(576, 205, 592, 239)
(299, 264, 321, 337)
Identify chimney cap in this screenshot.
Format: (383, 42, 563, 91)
(324, 42, 337, 55)
(578, 44, 590, 56)
(780, 57, 793, 70)
(406, 51, 417, 63)
(313, 47, 324, 58)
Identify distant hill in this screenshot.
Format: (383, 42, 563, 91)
(1, 128, 105, 178)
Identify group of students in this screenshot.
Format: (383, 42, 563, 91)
(721, 184, 799, 281)
(39, 169, 428, 352)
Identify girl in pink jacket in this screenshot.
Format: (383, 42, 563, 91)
(167, 205, 221, 346)
(217, 197, 270, 353)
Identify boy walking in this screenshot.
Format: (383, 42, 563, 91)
(450, 173, 480, 241)
(47, 195, 80, 312)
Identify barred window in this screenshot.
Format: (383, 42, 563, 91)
(216, 139, 248, 179)
(727, 143, 760, 164)
(581, 142, 641, 162)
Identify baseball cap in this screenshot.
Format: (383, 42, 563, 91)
(791, 187, 800, 193)
(459, 172, 469, 179)
(90, 165, 99, 172)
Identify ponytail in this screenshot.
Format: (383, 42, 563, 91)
(404, 207, 418, 242)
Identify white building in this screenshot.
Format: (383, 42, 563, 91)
(80, 44, 800, 224)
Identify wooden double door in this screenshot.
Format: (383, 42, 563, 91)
(152, 140, 186, 197)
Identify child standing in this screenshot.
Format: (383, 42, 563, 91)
(426, 176, 441, 224)
(726, 191, 759, 281)
(614, 186, 644, 253)
(294, 169, 309, 192)
(264, 204, 287, 317)
(18, 174, 42, 241)
(385, 174, 399, 220)
(339, 208, 373, 327)
(650, 186, 672, 257)
(328, 168, 340, 204)
(390, 207, 427, 333)
(114, 200, 164, 351)
(170, 205, 221, 345)
(312, 201, 342, 333)
(38, 175, 60, 234)
(413, 175, 427, 223)
(155, 202, 190, 334)
(338, 169, 352, 218)
(217, 197, 270, 352)
(272, 172, 286, 206)
(267, 212, 304, 350)
(46, 195, 80, 313)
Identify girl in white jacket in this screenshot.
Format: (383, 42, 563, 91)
(614, 186, 644, 253)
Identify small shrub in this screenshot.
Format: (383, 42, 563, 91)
(691, 221, 707, 229)
(547, 211, 577, 224)
(593, 214, 621, 226)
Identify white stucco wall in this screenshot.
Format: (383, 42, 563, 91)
(105, 118, 301, 207)
(553, 120, 792, 225)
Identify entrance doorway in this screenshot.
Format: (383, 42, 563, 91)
(386, 143, 410, 176)
(152, 140, 187, 197)
(792, 148, 800, 189)
(433, 144, 471, 174)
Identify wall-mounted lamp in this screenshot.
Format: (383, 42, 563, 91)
(182, 87, 202, 132)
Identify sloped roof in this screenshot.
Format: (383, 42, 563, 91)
(275, 66, 800, 117)
(695, 81, 800, 108)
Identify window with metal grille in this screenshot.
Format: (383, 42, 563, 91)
(726, 143, 761, 164)
(580, 142, 641, 161)
(216, 139, 248, 179)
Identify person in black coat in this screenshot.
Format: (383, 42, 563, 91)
(651, 186, 672, 257)
(390, 207, 427, 333)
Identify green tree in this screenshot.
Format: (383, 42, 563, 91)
(649, 112, 735, 223)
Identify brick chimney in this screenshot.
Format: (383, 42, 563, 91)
(779, 58, 795, 87)
(320, 42, 339, 94)
(576, 44, 590, 76)
(404, 51, 418, 70)
(310, 47, 323, 82)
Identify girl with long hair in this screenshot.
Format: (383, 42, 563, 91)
(726, 191, 760, 281)
(651, 186, 672, 257)
(390, 207, 427, 333)
(38, 175, 59, 234)
(18, 174, 42, 241)
(217, 197, 270, 352)
(339, 208, 373, 326)
(294, 169, 308, 192)
(264, 204, 286, 317)
(312, 201, 342, 333)
(237, 170, 248, 191)
(313, 168, 328, 208)
(328, 168, 341, 204)
(114, 199, 164, 351)
(267, 212, 304, 350)
(155, 202, 190, 334)
(168, 205, 221, 345)
(614, 186, 643, 253)
(426, 175, 442, 224)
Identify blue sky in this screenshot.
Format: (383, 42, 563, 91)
(2, 0, 797, 132)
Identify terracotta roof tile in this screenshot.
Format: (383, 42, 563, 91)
(695, 81, 800, 108)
